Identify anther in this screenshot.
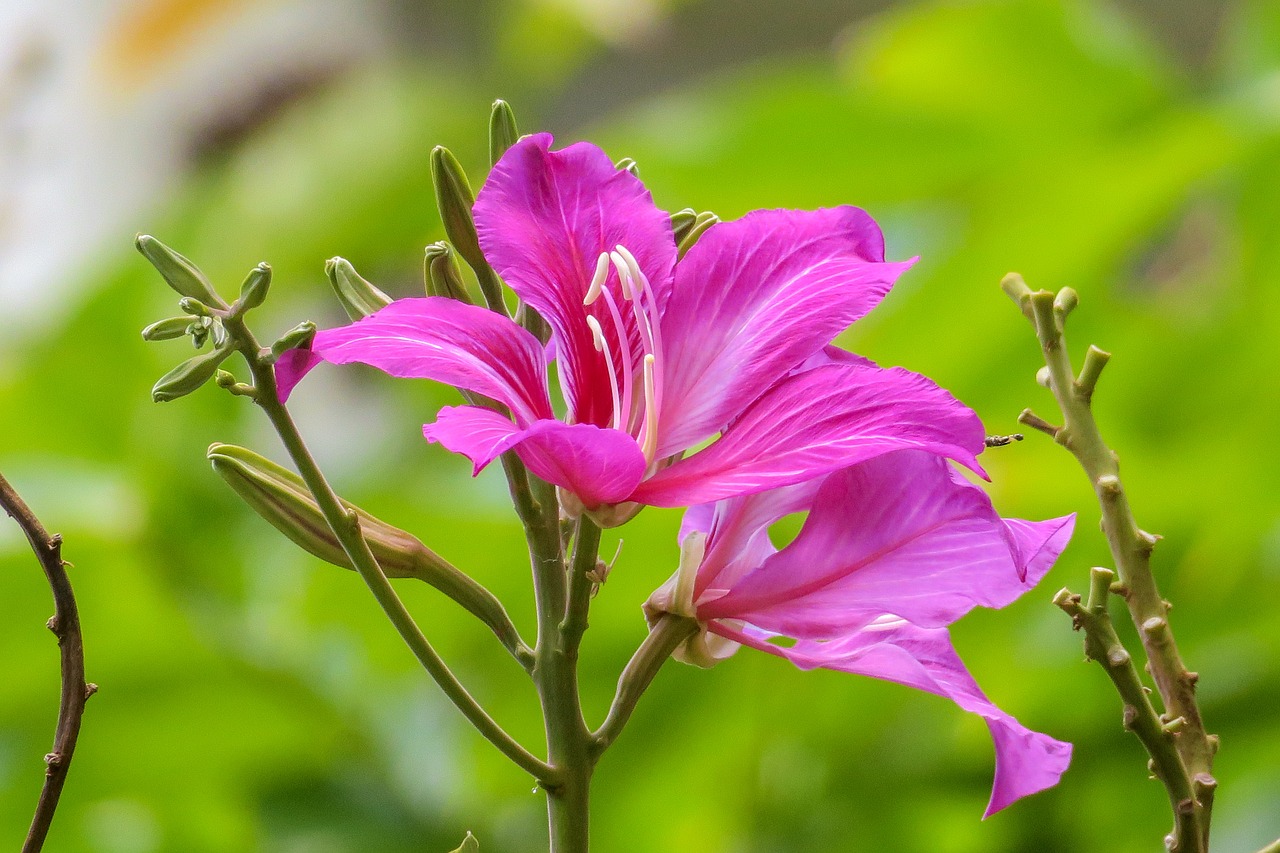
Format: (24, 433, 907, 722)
(584, 253, 610, 305)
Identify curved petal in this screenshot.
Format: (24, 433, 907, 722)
(631, 360, 986, 508)
(658, 207, 912, 456)
(699, 452, 1062, 632)
(274, 347, 322, 402)
(424, 406, 647, 510)
(713, 618, 1071, 817)
(475, 133, 676, 427)
(1002, 516, 1076, 584)
(303, 298, 553, 425)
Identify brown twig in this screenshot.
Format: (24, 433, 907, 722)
(0, 472, 93, 853)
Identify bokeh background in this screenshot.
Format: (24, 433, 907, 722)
(2, 0, 1278, 850)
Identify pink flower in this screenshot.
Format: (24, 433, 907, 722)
(644, 450, 1075, 816)
(278, 134, 984, 516)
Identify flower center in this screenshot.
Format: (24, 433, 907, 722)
(583, 244, 664, 466)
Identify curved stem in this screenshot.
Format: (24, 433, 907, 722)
(1, 473, 93, 853)
(225, 316, 553, 783)
(591, 613, 699, 757)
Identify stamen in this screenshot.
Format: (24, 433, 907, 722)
(638, 354, 659, 464)
(596, 286, 634, 430)
(584, 252, 610, 305)
(586, 315, 623, 428)
(609, 251, 635, 300)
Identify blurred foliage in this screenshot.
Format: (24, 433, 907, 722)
(2, 0, 1279, 851)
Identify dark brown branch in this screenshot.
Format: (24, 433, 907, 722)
(0, 472, 93, 853)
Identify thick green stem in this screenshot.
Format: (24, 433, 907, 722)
(591, 613, 699, 757)
(531, 517, 600, 853)
(1010, 283, 1216, 851)
(224, 315, 552, 783)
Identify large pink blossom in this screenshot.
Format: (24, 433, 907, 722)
(645, 450, 1075, 816)
(277, 134, 985, 515)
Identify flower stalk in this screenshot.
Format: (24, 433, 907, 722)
(1006, 275, 1216, 852)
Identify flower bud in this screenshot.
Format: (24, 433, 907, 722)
(207, 443, 434, 579)
(325, 257, 391, 321)
(237, 262, 272, 312)
(489, 99, 518, 167)
(141, 316, 194, 342)
(135, 235, 226, 307)
(669, 208, 698, 242)
(269, 322, 317, 359)
(424, 242, 472, 303)
(430, 146, 484, 272)
(178, 297, 212, 317)
(676, 211, 720, 259)
(152, 346, 232, 402)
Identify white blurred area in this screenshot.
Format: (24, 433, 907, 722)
(0, 0, 383, 335)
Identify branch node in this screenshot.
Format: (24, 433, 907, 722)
(1076, 344, 1111, 399)
(85, 683, 99, 700)
(1161, 715, 1187, 735)
(1109, 581, 1131, 599)
(1108, 646, 1132, 668)
(1123, 704, 1139, 729)
(1096, 474, 1122, 498)
(1142, 616, 1168, 637)
(1018, 408, 1061, 438)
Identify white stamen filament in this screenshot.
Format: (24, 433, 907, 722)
(614, 244, 663, 428)
(596, 285, 634, 428)
(586, 315, 623, 429)
(609, 250, 635, 300)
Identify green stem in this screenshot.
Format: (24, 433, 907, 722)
(1011, 283, 1216, 851)
(1254, 839, 1280, 853)
(1052, 572, 1201, 852)
(225, 316, 552, 783)
(531, 517, 600, 853)
(591, 613, 699, 757)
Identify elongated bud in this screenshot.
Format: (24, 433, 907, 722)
(269, 322, 317, 359)
(676, 211, 719, 259)
(152, 346, 232, 402)
(489, 99, 518, 167)
(670, 208, 698, 242)
(208, 443, 433, 578)
(431, 146, 485, 271)
(178, 297, 212, 317)
(135, 235, 226, 307)
(424, 242, 472, 303)
(616, 157, 639, 177)
(326, 257, 391, 320)
(237, 262, 272, 312)
(141, 316, 194, 342)
(449, 832, 479, 853)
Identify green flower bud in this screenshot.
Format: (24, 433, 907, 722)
(424, 242, 472, 304)
(141, 316, 194, 342)
(676, 211, 720, 259)
(178, 297, 212, 317)
(325, 257, 391, 321)
(269, 322, 317, 359)
(190, 321, 210, 349)
(489, 99, 518, 167)
(615, 157, 639, 177)
(237, 262, 272, 313)
(135, 235, 226, 307)
(152, 346, 232, 402)
(669, 208, 698, 242)
(430, 146, 484, 271)
(207, 443, 434, 579)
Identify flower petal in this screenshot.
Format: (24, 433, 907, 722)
(424, 406, 647, 510)
(631, 360, 986, 508)
(699, 452, 1064, 632)
(713, 618, 1071, 816)
(658, 207, 912, 456)
(474, 133, 676, 427)
(299, 297, 553, 425)
(274, 347, 322, 402)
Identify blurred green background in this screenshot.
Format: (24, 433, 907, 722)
(2, 0, 1278, 850)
